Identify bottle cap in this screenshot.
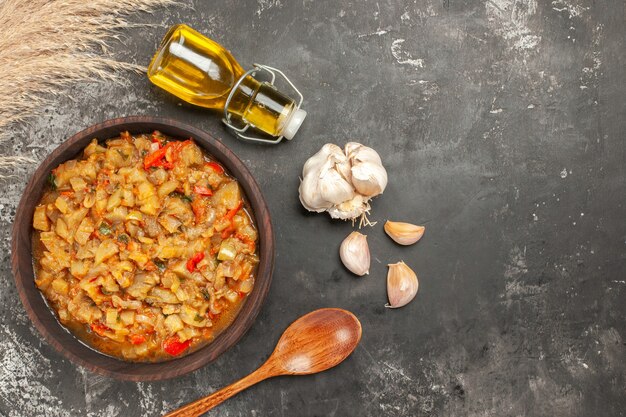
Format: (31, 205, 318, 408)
(283, 108, 307, 140)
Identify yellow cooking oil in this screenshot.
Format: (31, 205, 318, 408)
(148, 24, 306, 140)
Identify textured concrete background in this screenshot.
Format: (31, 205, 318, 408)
(1, 0, 625, 416)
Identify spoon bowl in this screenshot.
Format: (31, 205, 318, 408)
(271, 308, 362, 374)
(164, 308, 362, 417)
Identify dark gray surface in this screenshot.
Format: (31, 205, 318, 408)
(1, 0, 625, 416)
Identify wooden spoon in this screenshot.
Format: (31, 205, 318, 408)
(163, 308, 362, 417)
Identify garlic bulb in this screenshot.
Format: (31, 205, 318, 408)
(340, 231, 370, 276)
(384, 221, 425, 245)
(386, 261, 418, 308)
(299, 142, 388, 224)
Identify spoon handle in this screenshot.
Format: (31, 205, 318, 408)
(162, 366, 273, 417)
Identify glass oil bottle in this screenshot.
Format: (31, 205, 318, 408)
(147, 24, 306, 144)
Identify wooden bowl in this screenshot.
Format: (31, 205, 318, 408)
(11, 116, 274, 381)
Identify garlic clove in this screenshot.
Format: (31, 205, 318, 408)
(386, 261, 418, 308)
(302, 144, 344, 177)
(384, 221, 425, 245)
(344, 142, 361, 157)
(299, 174, 332, 212)
(318, 164, 355, 205)
(328, 149, 352, 182)
(351, 161, 388, 197)
(300, 144, 351, 212)
(340, 231, 370, 276)
(345, 142, 383, 165)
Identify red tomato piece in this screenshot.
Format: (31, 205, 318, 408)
(90, 323, 110, 337)
(144, 140, 193, 170)
(221, 225, 235, 239)
(143, 146, 168, 170)
(169, 139, 194, 164)
(186, 252, 205, 273)
(163, 336, 191, 356)
(191, 198, 206, 223)
(130, 334, 146, 345)
(193, 185, 213, 196)
(224, 201, 243, 221)
(205, 161, 224, 174)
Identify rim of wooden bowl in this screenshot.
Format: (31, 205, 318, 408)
(10, 116, 274, 381)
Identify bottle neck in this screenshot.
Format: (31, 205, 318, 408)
(226, 75, 296, 138)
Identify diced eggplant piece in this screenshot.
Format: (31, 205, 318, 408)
(94, 239, 119, 265)
(33, 205, 50, 231)
(164, 314, 184, 333)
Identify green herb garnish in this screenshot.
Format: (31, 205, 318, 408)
(153, 259, 166, 272)
(194, 313, 204, 322)
(48, 173, 57, 190)
(170, 191, 193, 203)
(98, 222, 112, 236)
(201, 288, 210, 301)
(117, 234, 129, 244)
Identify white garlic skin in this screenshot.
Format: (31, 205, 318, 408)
(302, 144, 343, 177)
(318, 164, 355, 205)
(386, 261, 419, 308)
(345, 142, 383, 165)
(328, 147, 352, 182)
(298, 142, 388, 221)
(299, 144, 354, 212)
(299, 173, 332, 212)
(340, 231, 370, 276)
(346, 142, 387, 197)
(327, 195, 370, 220)
(384, 221, 425, 245)
(351, 160, 388, 197)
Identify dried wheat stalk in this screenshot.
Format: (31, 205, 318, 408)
(0, 0, 180, 175)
